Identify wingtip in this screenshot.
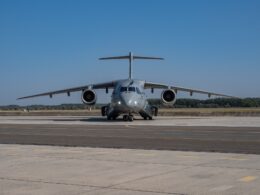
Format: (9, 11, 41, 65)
(17, 96, 29, 100)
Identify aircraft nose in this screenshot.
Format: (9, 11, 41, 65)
(120, 94, 136, 108)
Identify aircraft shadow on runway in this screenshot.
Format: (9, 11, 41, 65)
(52, 117, 145, 123)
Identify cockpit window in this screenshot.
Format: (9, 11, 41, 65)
(128, 87, 136, 92)
(136, 87, 142, 94)
(120, 86, 139, 93)
(120, 87, 127, 92)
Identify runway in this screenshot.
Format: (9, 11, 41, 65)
(1, 144, 260, 195)
(1, 116, 260, 194)
(0, 116, 260, 154)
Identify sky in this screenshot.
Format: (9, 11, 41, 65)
(0, 0, 259, 105)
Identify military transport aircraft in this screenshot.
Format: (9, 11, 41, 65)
(18, 52, 235, 121)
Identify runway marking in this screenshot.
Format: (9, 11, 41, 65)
(239, 176, 257, 182)
(124, 125, 136, 129)
(91, 152, 110, 155)
(210, 185, 233, 192)
(135, 153, 156, 157)
(177, 154, 199, 159)
(221, 157, 248, 161)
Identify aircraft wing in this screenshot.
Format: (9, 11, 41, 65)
(144, 82, 237, 98)
(17, 81, 115, 100)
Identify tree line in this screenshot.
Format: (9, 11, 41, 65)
(149, 98, 260, 108)
(1, 98, 260, 110)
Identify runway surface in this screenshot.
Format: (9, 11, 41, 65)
(0, 116, 260, 154)
(1, 116, 260, 194)
(1, 144, 260, 195)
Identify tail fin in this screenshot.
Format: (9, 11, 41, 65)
(99, 52, 164, 79)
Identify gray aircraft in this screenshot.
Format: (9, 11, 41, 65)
(18, 52, 235, 121)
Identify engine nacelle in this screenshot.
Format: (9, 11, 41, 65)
(81, 89, 97, 105)
(161, 89, 176, 105)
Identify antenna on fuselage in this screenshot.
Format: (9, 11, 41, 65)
(99, 52, 164, 79)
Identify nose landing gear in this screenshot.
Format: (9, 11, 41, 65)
(123, 114, 134, 122)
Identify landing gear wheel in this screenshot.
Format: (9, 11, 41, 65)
(123, 115, 129, 121)
(148, 116, 153, 120)
(128, 115, 134, 122)
(107, 116, 112, 120)
(143, 117, 147, 120)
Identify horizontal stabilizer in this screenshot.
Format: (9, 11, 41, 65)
(133, 56, 164, 60)
(99, 55, 130, 60)
(99, 55, 164, 61)
(99, 52, 163, 79)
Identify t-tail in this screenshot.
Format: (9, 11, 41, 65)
(99, 52, 164, 79)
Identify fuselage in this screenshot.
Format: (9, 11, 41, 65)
(109, 79, 148, 115)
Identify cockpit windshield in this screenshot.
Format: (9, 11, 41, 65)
(120, 86, 138, 93)
(136, 87, 142, 94)
(128, 87, 135, 92)
(120, 87, 127, 92)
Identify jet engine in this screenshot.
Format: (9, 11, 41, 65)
(81, 89, 97, 105)
(161, 89, 176, 105)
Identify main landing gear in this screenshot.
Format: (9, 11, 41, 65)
(123, 114, 134, 122)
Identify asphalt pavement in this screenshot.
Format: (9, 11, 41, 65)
(0, 123, 259, 154)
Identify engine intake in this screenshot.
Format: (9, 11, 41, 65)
(161, 89, 176, 105)
(81, 89, 97, 105)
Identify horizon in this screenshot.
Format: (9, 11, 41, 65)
(1, 97, 260, 107)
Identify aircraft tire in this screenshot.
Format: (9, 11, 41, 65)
(123, 115, 128, 121)
(128, 115, 134, 122)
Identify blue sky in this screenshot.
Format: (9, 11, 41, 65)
(0, 0, 259, 105)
